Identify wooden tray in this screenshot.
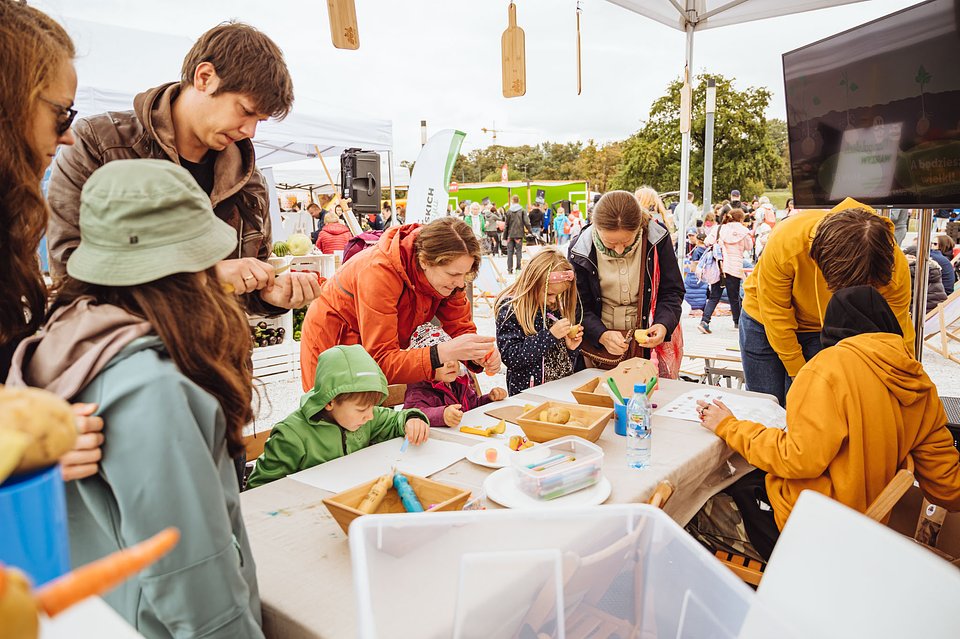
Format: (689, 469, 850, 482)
(322, 473, 470, 535)
(517, 401, 613, 443)
(572, 357, 658, 408)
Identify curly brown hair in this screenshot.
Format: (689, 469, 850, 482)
(0, 1, 75, 355)
(53, 271, 255, 458)
(810, 208, 896, 291)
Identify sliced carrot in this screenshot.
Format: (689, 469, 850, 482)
(36, 528, 180, 617)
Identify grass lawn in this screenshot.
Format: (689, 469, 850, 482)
(762, 189, 792, 209)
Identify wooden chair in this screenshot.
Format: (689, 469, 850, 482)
(923, 288, 960, 364)
(716, 456, 916, 587)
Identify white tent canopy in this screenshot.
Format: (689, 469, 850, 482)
(64, 17, 393, 168)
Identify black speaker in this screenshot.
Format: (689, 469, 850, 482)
(340, 148, 381, 214)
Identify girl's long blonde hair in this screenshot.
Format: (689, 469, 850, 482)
(495, 249, 578, 336)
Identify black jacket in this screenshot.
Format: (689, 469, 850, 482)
(504, 205, 531, 239)
(495, 301, 582, 395)
(568, 222, 685, 354)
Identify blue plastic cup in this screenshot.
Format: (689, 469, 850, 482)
(614, 402, 628, 436)
(0, 465, 71, 586)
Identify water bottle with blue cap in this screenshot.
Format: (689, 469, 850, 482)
(626, 383, 651, 469)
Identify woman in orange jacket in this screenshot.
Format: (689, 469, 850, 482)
(696, 286, 960, 560)
(300, 217, 502, 390)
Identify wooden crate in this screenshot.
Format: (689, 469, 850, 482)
(572, 357, 658, 408)
(322, 474, 471, 535)
(250, 312, 296, 382)
(517, 401, 613, 443)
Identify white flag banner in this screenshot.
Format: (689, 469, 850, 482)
(405, 129, 465, 224)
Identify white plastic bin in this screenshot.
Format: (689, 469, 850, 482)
(349, 505, 797, 639)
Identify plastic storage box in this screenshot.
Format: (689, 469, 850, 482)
(349, 505, 797, 639)
(511, 435, 603, 500)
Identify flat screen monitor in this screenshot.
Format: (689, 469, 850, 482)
(783, 0, 960, 207)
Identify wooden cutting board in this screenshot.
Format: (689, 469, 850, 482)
(327, 0, 359, 50)
(501, 2, 526, 97)
(484, 405, 526, 425)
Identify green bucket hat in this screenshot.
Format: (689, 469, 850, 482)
(66, 159, 238, 286)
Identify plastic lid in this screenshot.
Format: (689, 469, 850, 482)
(634, 383, 646, 394)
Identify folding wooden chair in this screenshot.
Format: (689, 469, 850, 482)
(923, 288, 960, 364)
(716, 457, 916, 587)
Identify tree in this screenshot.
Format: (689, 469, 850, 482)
(765, 118, 791, 190)
(575, 140, 623, 193)
(612, 73, 782, 201)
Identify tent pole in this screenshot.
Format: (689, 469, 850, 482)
(913, 208, 934, 361)
(387, 150, 397, 220)
(676, 23, 695, 258)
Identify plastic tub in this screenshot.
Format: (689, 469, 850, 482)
(0, 465, 70, 586)
(349, 505, 799, 639)
(511, 435, 603, 500)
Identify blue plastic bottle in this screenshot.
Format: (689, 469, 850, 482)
(626, 383, 652, 469)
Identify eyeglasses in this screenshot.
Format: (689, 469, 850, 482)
(39, 96, 78, 136)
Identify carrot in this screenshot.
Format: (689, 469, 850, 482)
(36, 527, 180, 617)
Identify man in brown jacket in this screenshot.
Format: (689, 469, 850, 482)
(47, 22, 322, 313)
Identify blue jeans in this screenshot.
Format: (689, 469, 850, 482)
(739, 311, 823, 407)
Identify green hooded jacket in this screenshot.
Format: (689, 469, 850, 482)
(247, 345, 426, 489)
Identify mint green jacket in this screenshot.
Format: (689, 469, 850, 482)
(67, 337, 262, 638)
(247, 345, 425, 489)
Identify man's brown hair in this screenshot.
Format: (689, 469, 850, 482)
(181, 22, 294, 119)
(810, 207, 895, 291)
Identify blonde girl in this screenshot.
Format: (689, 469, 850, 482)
(495, 249, 583, 395)
(636, 186, 676, 234)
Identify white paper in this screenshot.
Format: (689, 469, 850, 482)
(289, 438, 469, 493)
(654, 389, 787, 431)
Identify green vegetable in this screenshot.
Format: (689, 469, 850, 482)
(272, 241, 290, 257)
(287, 233, 311, 256)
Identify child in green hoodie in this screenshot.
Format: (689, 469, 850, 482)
(247, 345, 429, 488)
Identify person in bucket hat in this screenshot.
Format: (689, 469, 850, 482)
(6, 159, 266, 636)
(67, 159, 237, 285)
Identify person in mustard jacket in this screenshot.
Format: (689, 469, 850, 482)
(697, 286, 960, 561)
(300, 216, 501, 390)
(739, 197, 915, 406)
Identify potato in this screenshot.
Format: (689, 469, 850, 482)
(539, 410, 550, 423)
(545, 407, 571, 424)
(634, 328, 649, 343)
(0, 386, 77, 476)
(568, 324, 581, 339)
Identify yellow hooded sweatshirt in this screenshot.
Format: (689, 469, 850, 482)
(716, 333, 960, 530)
(742, 198, 915, 377)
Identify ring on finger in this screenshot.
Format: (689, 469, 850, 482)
(243, 275, 256, 281)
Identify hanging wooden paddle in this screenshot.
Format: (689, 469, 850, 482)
(576, 1, 582, 95)
(501, 2, 526, 97)
(327, 0, 359, 50)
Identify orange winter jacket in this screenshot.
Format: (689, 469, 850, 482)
(716, 333, 960, 530)
(300, 225, 477, 390)
(741, 197, 914, 377)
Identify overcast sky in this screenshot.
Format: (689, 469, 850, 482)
(36, 0, 917, 163)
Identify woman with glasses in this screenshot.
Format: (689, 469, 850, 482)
(0, 1, 104, 482)
(300, 216, 502, 389)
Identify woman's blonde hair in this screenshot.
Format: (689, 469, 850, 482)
(414, 217, 481, 279)
(635, 186, 667, 219)
(495, 249, 578, 336)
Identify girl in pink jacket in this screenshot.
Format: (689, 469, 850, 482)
(698, 209, 753, 333)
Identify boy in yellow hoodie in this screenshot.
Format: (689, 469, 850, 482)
(739, 198, 914, 406)
(696, 286, 960, 561)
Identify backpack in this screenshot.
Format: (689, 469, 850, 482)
(696, 245, 722, 285)
(341, 230, 383, 263)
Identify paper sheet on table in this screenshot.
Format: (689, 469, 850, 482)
(654, 389, 787, 430)
(289, 438, 469, 493)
